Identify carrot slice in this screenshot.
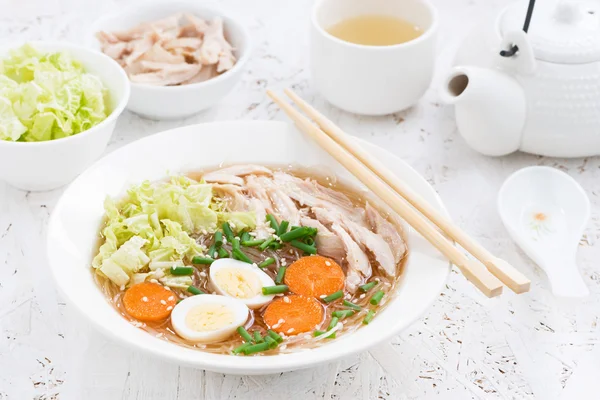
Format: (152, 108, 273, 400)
(284, 255, 345, 298)
(263, 295, 324, 335)
(122, 282, 177, 322)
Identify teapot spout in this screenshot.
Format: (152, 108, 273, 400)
(441, 67, 526, 156)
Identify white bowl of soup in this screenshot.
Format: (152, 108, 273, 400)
(46, 121, 450, 374)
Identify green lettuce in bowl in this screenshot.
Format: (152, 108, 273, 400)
(0, 44, 109, 142)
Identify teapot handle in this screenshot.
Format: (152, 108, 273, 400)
(498, 30, 536, 74)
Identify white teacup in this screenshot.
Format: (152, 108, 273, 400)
(310, 0, 438, 115)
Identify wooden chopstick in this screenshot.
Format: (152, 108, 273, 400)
(267, 90, 504, 298)
(283, 89, 531, 295)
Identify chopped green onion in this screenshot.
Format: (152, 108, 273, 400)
(241, 239, 265, 247)
(264, 335, 278, 349)
(322, 290, 343, 303)
(359, 280, 378, 292)
(232, 248, 252, 264)
(328, 317, 339, 330)
(266, 214, 279, 231)
(290, 226, 301, 231)
(214, 231, 223, 247)
(222, 222, 234, 242)
(207, 244, 217, 259)
(269, 241, 283, 250)
(275, 266, 287, 285)
(236, 326, 253, 343)
(232, 237, 241, 251)
(304, 237, 315, 246)
(232, 343, 251, 355)
(187, 286, 204, 295)
(218, 247, 229, 258)
(241, 231, 251, 243)
(242, 341, 271, 355)
(258, 257, 276, 268)
(170, 266, 194, 276)
(253, 331, 264, 343)
(262, 285, 289, 295)
(313, 330, 325, 337)
(363, 310, 375, 325)
(267, 329, 283, 343)
(192, 256, 215, 265)
(279, 227, 312, 242)
(343, 300, 362, 311)
(278, 220, 289, 236)
(290, 240, 317, 254)
(370, 290, 385, 305)
(332, 310, 355, 319)
(259, 237, 276, 250)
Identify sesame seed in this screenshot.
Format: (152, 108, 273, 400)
(287, 328, 295, 334)
(280, 344, 287, 350)
(344, 293, 351, 299)
(252, 263, 258, 268)
(150, 279, 159, 284)
(142, 296, 149, 302)
(164, 286, 171, 291)
(314, 325, 320, 330)
(359, 294, 365, 299)
(278, 319, 285, 324)
(156, 333, 164, 338)
(160, 300, 167, 305)
(283, 297, 291, 303)
(281, 260, 287, 266)
(167, 306, 173, 311)
(199, 271, 207, 277)
(319, 294, 326, 299)
(201, 229, 208, 235)
(272, 323, 281, 329)
(249, 232, 257, 237)
(179, 293, 185, 299)
(119, 285, 125, 291)
(213, 252, 218, 258)
(325, 261, 331, 266)
(222, 238, 228, 245)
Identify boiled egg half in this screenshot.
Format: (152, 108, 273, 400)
(171, 294, 249, 343)
(209, 259, 276, 309)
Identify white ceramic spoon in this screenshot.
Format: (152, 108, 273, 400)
(498, 166, 590, 297)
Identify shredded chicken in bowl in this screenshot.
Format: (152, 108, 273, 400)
(96, 13, 237, 86)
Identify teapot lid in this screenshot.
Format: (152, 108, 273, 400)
(500, 1, 600, 63)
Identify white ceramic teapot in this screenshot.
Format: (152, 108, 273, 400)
(441, 0, 600, 157)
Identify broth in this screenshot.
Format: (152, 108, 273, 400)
(93, 166, 408, 355)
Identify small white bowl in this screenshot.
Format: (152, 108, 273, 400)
(86, 2, 251, 120)
(47, 121, 450, 374)
(0, 41, 130, 192)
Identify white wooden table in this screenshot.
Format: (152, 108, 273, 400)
(1, 0, 599, 399)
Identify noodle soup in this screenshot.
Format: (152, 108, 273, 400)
(92, 165, 407, 355)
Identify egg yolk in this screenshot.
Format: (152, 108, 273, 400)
(214, 267, 261, 299)
(185, 304, 235, 332)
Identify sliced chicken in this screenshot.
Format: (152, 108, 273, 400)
(203, 165, 272, 186)
(198, 17, 236, 72)
(182, 64, 217, 84)
(163, 37, 203, 51)
(96, 13, 236, 86)
(140, 42, 185, 64)
(330, 224, 370, 292)
(184, 13, 210, 35)
(366, 203, 407, 264)
(129, 63, 201, 86)
(207, 165, 273, 177)
(274, 172, 363, 221)
(256, 177, 300, 226)
(313, 207, 396, 276)
(300, 217, 345, 260)
(249, 198, 272, 239)
(212, 184, 249, 211)
(202, 173, 244, 186)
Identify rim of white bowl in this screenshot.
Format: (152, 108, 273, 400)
(86, 1, 252, 92)
(47, 121, 451, 373)
(0, 41, 130, 148)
